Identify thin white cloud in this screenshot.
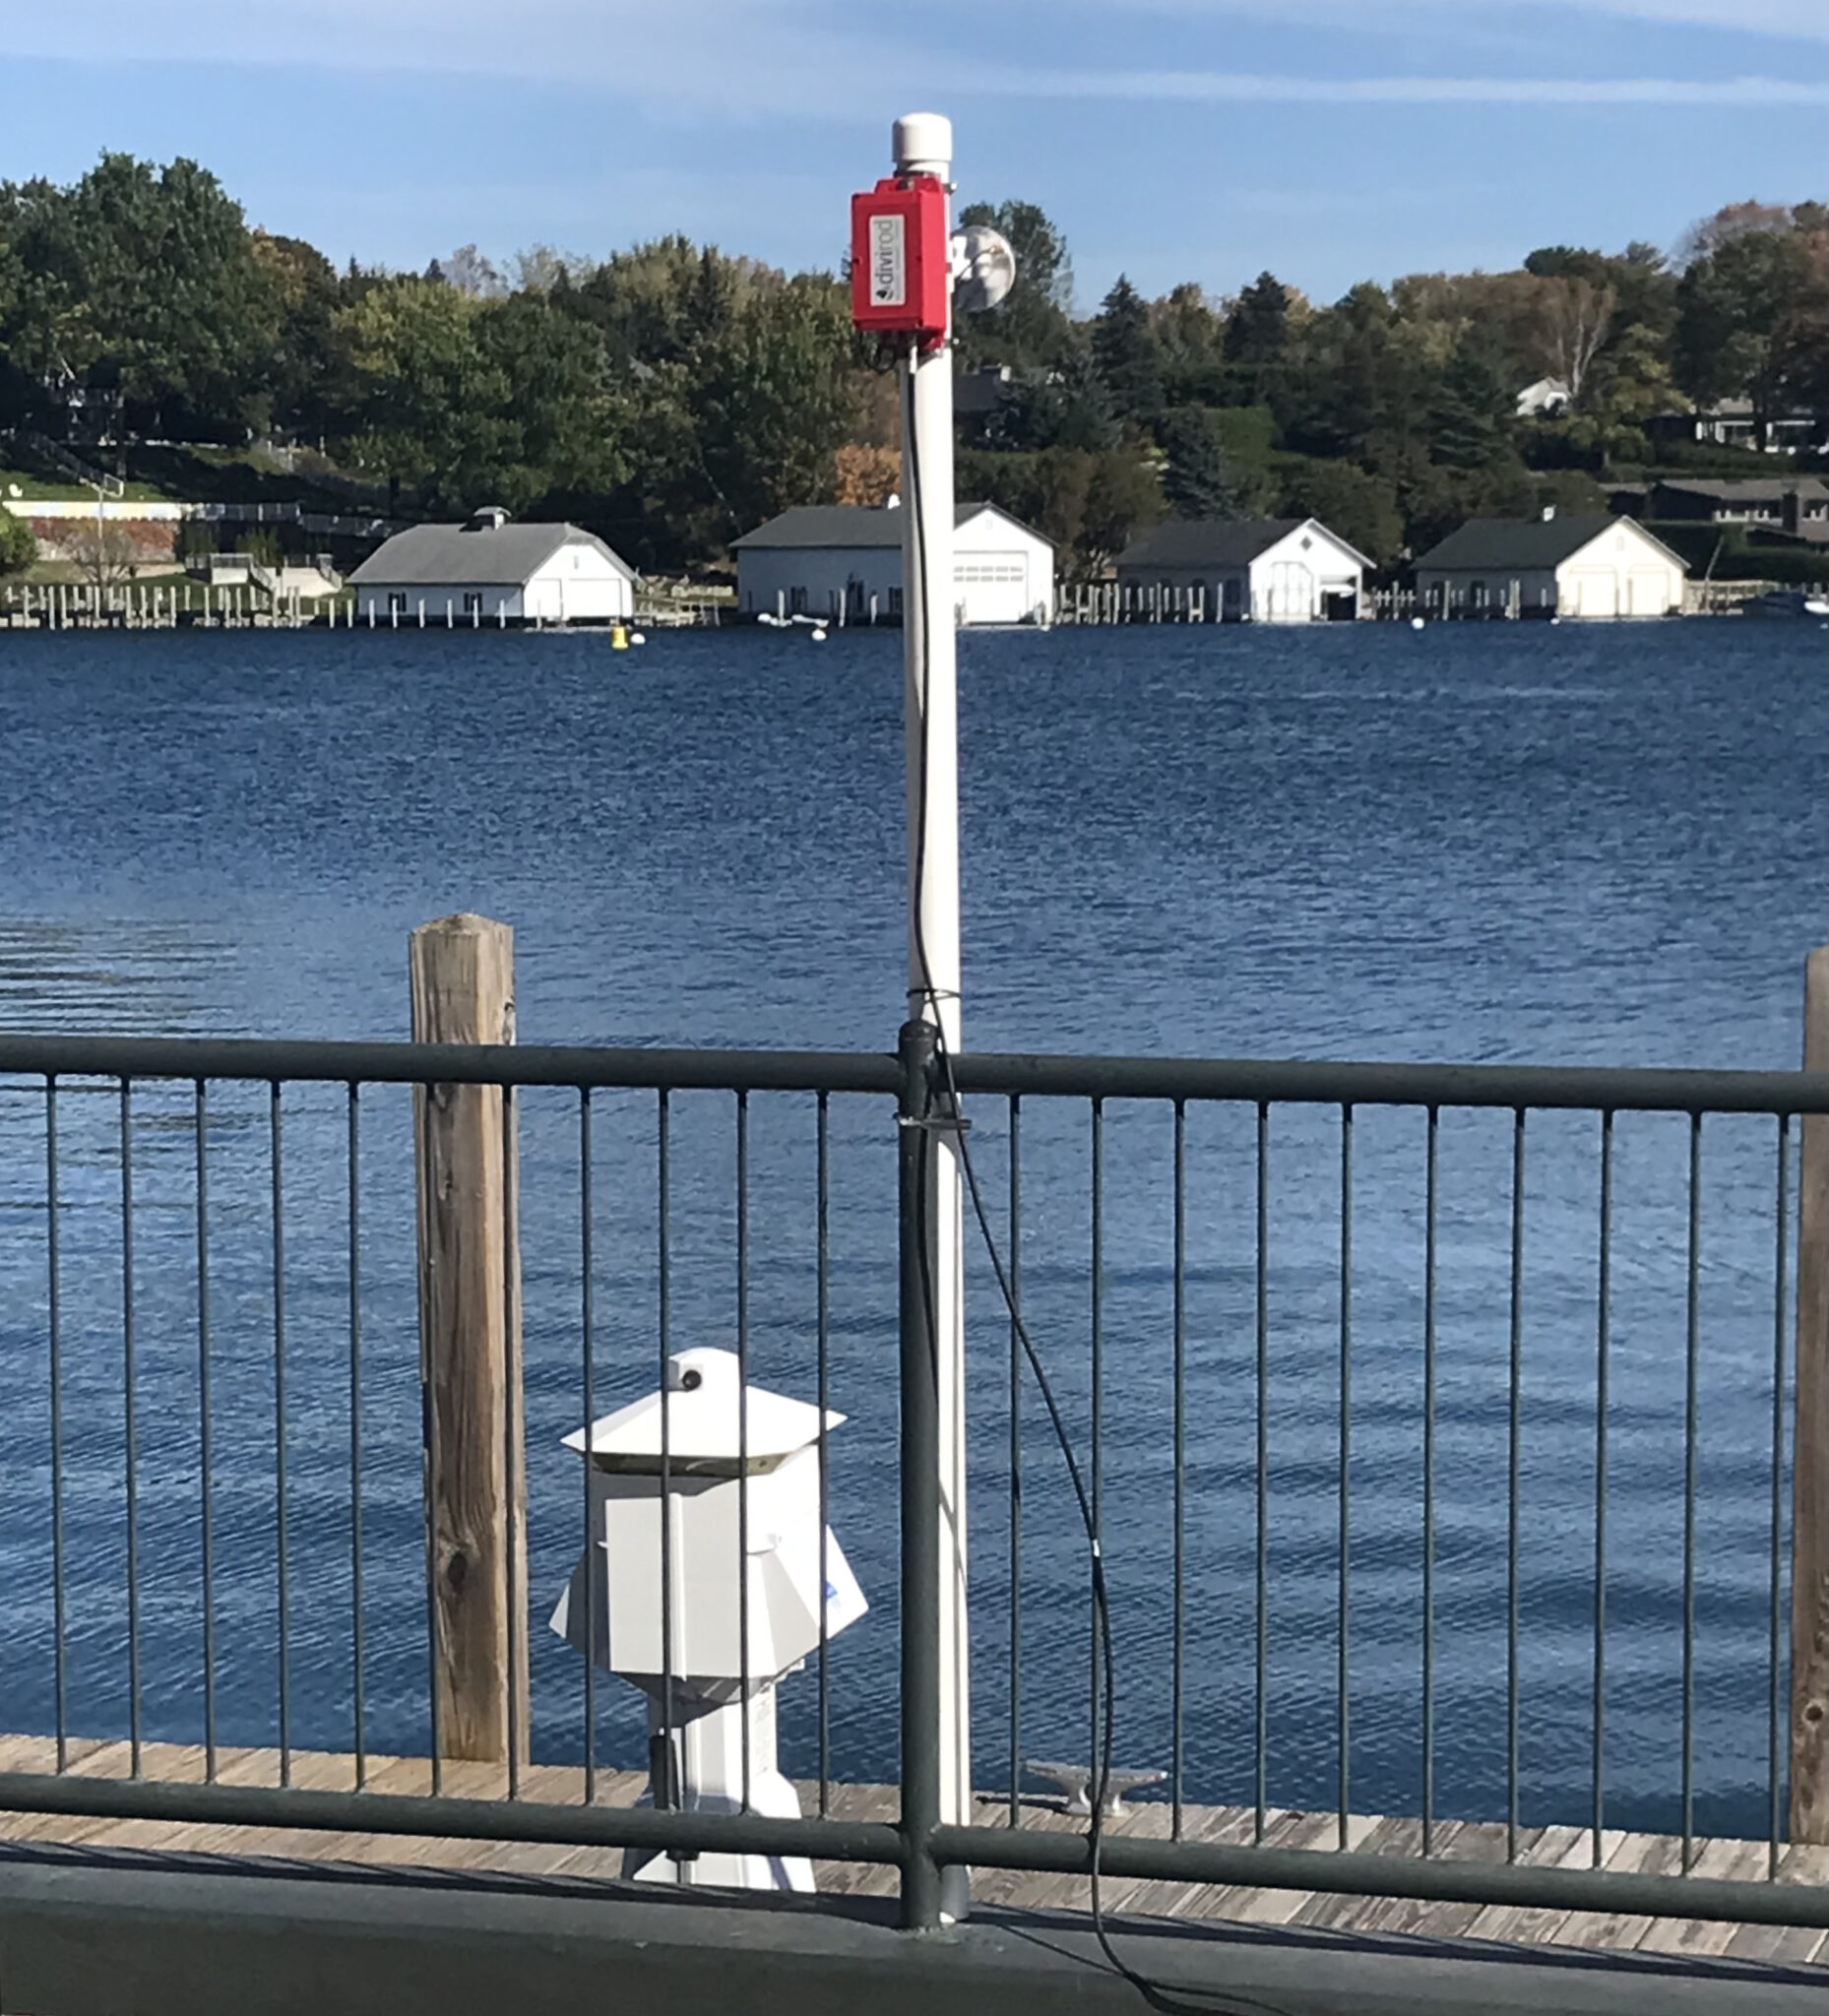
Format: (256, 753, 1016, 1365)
(1088, 0, 1827, 38)
(1001, 68, 1822, 105)
(0, 4, 1818, 114)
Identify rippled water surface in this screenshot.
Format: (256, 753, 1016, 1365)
(0, 620, 1821, 1831)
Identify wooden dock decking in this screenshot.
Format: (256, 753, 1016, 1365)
(2, 1735, 1825, 1971)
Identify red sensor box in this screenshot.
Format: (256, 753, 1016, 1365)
(850, 176, 949, 341)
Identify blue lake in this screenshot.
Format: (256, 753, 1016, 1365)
(0, 619, 1821, 1834)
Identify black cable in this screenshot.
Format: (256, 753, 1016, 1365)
(898, 347, 1286, 2016)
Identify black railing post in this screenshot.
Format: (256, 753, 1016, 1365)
(898, 1018, 945, 1929)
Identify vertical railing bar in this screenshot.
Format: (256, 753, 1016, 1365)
(122, 1076, 142, 1778)
(46, 1078, 67, 1773)
(197, 1082, 218, 1783)
(1681, 1111, 1701, 1870)
(347, 1083, 364, 1791)
(1090, 1097, 1104, 1795)
(1421, 1106, 1438, 1857)
(423, 1084, 444, 1796)
(502, 1082, 522, 1801)
(737, 1090, 752, 1815)
(581, 1088, 597, 1805)
(1254, 1101, 1269, 1844)
(272, 1081, 290, 1787)
(1338, 1102, 1353, 1853)
(659, 1089, 675, 1834)
(1171, 1100, 1187, 1842)
(1592, 1109, 1612, 1869)
(1770, 1112, 1790, 1881)
(814, 1097, 835, 1822)
(1008, 1094, 1023, 1830)
(1507, 1107, 1525, 1862)
(816, 1090, 832, 1818)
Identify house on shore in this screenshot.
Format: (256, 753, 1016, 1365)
(1415, 512, 1685, 619)
(1113, 518, 1370, 622)
(348, 509, 637, 625)
(1636, 477, 1829, 545)
(731, 501, 1054, 627)
(1645, 400, 1822, 456)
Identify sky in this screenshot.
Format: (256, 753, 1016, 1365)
(0, 0, 1822, 306)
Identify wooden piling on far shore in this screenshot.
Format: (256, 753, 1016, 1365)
(410, 913, 528, 1766)
(1792, 944, 1829, 1843)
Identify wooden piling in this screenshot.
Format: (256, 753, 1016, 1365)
(1791, 943, 1829, 1843)
(410, 913, 528, 1765)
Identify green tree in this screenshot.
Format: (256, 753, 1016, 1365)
(1154, 284, 1231, 405)
(253, 230, 343, 441)
(0, 155, 281, 448)
(685, 273, 860, 543)
(1091, 276, 1164, 426)
(954, 199, 1073, 369)
(1080, 445, 1164, 573)
(1224, 272, 1291, 366)
(1157, 405, 1239, 519)
(1006, 333, 1119, 453)
(334, 277, 622, 512)
(0, 502, 36, 576)
(1275, 459, 1404, 568)
(1426, 340, 1515, 471)
(1674, 222, 1829, 445)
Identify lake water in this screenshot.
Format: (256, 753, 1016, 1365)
(0, 620, 1821, 1835)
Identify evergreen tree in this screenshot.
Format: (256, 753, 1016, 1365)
(1426, 342, 1512, 471)
(1158, 405, 1238, 519)
(1091, 276, 1164, 425)
(1224, 271, 1291, 366)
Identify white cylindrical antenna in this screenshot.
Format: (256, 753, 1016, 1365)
(892, 111, 953, 179)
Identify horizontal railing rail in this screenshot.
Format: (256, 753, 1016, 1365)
(2, 1032, 1826, 1113)
(2, 1024, 1826, 1949)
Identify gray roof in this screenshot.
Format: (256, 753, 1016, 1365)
(349, 520, 635, 588)
(731, 502, 1050, 550)
(1652, 477, 1828, 505)
(1115, 518, 1370, 572)
(1415, 514, 1685, 573)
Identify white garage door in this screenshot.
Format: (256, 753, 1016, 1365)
(1627, 573, 1668, 617)
(954, 551, 1030, 625)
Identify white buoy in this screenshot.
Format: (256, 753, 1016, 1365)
(810, 626, 827, 642)
(630, 631, 647, 646)
(1410, 616, 1425, 631)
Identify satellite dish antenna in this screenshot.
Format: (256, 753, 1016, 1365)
(952, 225, 1016, 315)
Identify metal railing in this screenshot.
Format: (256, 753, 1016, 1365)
(1, 1028, 1827, 1940)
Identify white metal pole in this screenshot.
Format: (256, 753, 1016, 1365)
(894, 108, 971, 1883)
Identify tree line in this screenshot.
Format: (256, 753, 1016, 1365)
(1, 156, 1824, 578)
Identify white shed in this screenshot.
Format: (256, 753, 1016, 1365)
(348, 509, 637, 625)
(1114, 518, 1369, 622)
(731, 501, 1054, 627)
(1414, 512, 1685, 619)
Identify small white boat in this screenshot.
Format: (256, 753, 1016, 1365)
(1743, 589, 1829, 619)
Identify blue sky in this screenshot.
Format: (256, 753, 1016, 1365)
(0, 1, 1821, 306)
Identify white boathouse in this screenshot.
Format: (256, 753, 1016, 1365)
(731, 500, 1054, 627)
(1415, 512, 1684, 619)
(349, 509, 637, 625)
(1113, 518, 1370, 622)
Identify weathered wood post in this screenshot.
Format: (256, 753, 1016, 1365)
(410, 912, 528, 1766)
(1792, 943, 1829, 1842)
